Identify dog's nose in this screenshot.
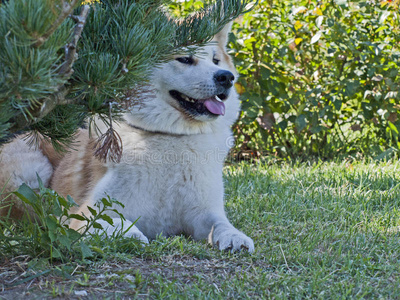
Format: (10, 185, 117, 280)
(214, 70, 234, 89)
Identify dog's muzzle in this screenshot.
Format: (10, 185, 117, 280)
(169, 90, 228, 116)
(169, 69, 235, 118)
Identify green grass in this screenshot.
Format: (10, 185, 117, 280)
(2, 160, 400, 299)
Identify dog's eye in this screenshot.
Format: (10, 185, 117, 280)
(176, 57, 194, 65)
(213, 58, 220, 65)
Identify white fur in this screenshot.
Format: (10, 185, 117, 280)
(91, 119, 254, 252)
(92, 26, 254, 252)
(0, 138, 53, 191)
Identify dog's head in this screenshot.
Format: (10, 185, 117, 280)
(124, 23, 241, 135)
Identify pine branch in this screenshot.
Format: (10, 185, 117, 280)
(10, 87, 71, 132)
(34, 0, 82, 48)
(58, 5, 90, 77)
(174, 0, 258, 48)
(1, 0, 257, 149)
(10, 5, 90, 133)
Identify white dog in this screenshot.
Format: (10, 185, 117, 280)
(0, 24, 254, 253)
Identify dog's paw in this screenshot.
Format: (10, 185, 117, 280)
(123, 226, 149, 244)
(212, 227, 254, 253)
(92, 219, 149, 244)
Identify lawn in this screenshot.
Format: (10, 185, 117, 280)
(2, 159, 400, 299)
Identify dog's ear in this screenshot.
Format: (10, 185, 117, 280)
(213, 21, 233, 48)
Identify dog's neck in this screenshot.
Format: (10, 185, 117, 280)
(126, 122, 186, 136)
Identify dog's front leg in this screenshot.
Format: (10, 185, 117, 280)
(90, 218, 149, 244)
(190, 213, 254, 253)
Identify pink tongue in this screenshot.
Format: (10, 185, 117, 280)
(204, 99, 225, 116)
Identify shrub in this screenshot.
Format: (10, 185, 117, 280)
(230, 0, 400, 160)
(0, 176, 129, 261)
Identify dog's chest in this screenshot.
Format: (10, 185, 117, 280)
(97, 132, 228, 238)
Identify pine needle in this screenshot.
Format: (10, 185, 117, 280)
(93, 103, 123, 163)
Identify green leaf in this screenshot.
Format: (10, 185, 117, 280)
(57, 235, 72, 250)
(278, 120, 288, 131)
(48, 230, 57, 243)
(80, 242, 93, 259)
(333, 100, 342, 111)
(51, 199, 63, 217)
(92, 222, 104, 230)
(91, 246, 105, 255)
(41, 234, 50, 245)
(36, 174, 45, 191)
(69, 214, 87, 221)
(110, 198, 124, 209)
(295, 114, 307, 132)
(245, 107, 259, 119)
(310, 126, 323, 134)
(13, 184, 38, 206)
(66, 228, 81, 241)
(111, 209, 125, 220)
(388, 121, 399, 135)
(87, 206, 98, 217)
(260, 66, 271, 79)
(67, 195, 78, 206)
(45, 216, 58, 231)
(344, 80, 360, 97)
(51, 247, 62, 259)
(99, 214, 114, 226)
(100, 197, 112, 207)
(57, 195, 68, 209)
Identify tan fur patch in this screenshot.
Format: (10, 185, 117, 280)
(50, 130, 107, 212)
(38, 140, 64, 169)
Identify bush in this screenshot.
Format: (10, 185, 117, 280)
(0, 176, 130, 261)
(230, 0, 400, 160)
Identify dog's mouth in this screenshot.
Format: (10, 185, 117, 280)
(169, 90, 228, 116)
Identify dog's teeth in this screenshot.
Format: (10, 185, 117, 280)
(215, 95, 222, 102)
(181, 94, 195, 103)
